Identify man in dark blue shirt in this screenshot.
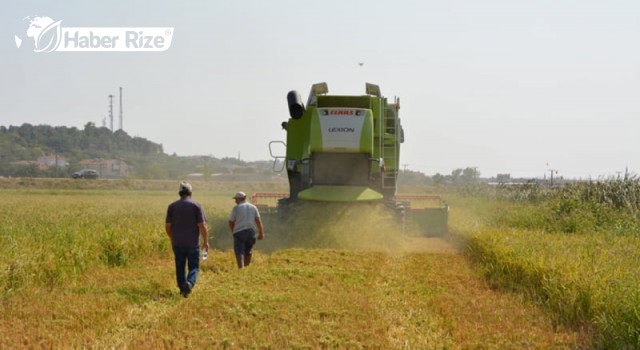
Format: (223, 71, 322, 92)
(165, 182, 208, 297)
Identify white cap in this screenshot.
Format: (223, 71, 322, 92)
(179, 181, 192, 193)
(232, 191, 246, 199)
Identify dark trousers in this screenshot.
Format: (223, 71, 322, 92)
(172, 245, 200, 289)
(233, 229, 257, 268)
(233, 229, 257, 257)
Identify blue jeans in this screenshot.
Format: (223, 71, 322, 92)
(172, 245, 200, 289)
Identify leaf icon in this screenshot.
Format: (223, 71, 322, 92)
(34, 20, 61, 53)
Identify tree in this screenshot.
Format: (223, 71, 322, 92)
(462, 167, 480, 183)
(451, 168, 463, 185)
(432, 173, 445, 186)
(450, 167, 481, 186)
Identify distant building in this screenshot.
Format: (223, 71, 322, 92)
(11, 160, 46, 170)
(79, 158, 130, 178)
(37, 155, 69, 169)
(496, 173, 511, 184)
(12, 156, 70, 170)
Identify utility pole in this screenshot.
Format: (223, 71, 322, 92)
(119, 87, 123, 131)
(108, 94, 114, 132)
(549, 169, 557, 186)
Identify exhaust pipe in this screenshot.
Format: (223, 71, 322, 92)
(287, 90, 305, 119)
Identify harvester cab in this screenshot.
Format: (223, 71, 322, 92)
(262, 82, 449, 236)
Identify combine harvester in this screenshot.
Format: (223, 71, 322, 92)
(256, 82, 448, 236)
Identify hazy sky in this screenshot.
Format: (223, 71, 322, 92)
(2, 0, 639, 179)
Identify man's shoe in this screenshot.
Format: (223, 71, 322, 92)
(181, 282, 192, 298)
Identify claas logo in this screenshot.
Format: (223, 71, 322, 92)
(321, 109, 363, 116)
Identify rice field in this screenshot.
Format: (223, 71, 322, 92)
(455, 179, 640, 349)
(5, 177, 639, 348)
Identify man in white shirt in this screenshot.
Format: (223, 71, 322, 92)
(228, 192, 265, 268)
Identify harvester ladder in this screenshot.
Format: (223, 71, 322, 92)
(381, 97, 399, 189)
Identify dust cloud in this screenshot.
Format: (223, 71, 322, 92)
(210, 201, 458, 254)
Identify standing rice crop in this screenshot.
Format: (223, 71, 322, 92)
(0, 189, 170, 294)
(455, 177, 640, 348)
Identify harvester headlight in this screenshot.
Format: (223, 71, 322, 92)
(365, 83, 381, 97)
(311, 82, 329, 95)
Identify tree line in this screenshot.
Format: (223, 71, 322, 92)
(0, 123, 162, 161)
(399, 167, 482, 186)
(0, 123, 481, 182)
(0, 123, 273, 179)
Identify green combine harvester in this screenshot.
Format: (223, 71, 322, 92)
(259, 82, 448, 236)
